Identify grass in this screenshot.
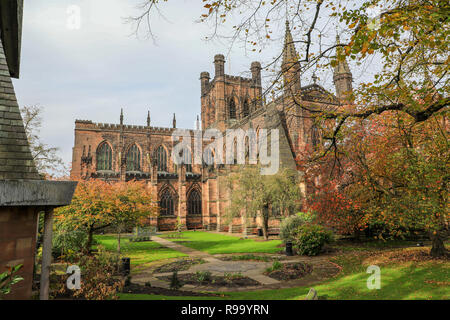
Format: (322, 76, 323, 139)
(94, 235, 187, 270)
(161, 231, 282, 254)
(119, 246, 449, 300)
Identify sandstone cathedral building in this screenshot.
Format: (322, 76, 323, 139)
(70, 22, 352, 232)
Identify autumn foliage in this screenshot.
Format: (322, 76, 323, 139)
(300, 111, 449, 256)
(55, 179, 158, 252)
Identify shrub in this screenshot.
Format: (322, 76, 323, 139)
(265, 261, 283, 273)
(170, 271, 183, 290)
(195, 271, 211, 282)
(280, 213, 314, 242)
(52, 228, 90, 260)
(55, 248, 122, 300)
(0, 265, 24, 299)
(292, 224, 333, 256)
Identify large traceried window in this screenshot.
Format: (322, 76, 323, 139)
(96, 142, 112, 171)
(126, 144, 141, 171)
(187, 189, 202, 215)
(159, 189, 174, 216)
(229, 99, 236, 119)
(156, 146, 167, 172)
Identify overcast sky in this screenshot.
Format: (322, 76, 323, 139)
(13, 0, 370, 171)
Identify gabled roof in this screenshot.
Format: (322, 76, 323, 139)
(301, 83, 340, 105)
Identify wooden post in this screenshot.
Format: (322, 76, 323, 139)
(39, 208, 54, 300)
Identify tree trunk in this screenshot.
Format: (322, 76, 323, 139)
(430, 230, 447, 257)
(117, 231, 121, 255)
(86, 227, 94, 253)
(262, 208, 269, 241)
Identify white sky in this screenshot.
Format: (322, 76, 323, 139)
(13, 0, 372, 171)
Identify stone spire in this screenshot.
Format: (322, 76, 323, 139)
(173, 113, 176, 128)
(282, 20, 299, 69)
(333, 35, 353, 102)
(196, 115, 200, 130)
(281, 20, 301, 93)
(147, 110, 151, 127)
(120, 108, 124, 125)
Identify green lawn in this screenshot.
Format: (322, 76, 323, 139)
(94, 235, 187, 269)
(119, 247, 449, 300)
(161, 231, 282, 254)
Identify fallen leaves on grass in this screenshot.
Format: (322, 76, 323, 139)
(363, 247, 449, 266)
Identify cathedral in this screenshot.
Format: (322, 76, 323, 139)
(70, 22, 353, 232)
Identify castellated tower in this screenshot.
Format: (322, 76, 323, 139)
(200, 54, 263, 131)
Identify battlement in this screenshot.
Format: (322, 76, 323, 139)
(75, 120, 193, 134)
(224, 74, 253, 83)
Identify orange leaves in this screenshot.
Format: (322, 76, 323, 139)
(55, 179, 158, 230)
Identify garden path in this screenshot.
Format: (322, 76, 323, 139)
(131, 236, 340, 292)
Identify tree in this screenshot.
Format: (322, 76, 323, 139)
(20, 105, 67, 176)
(108, 181, 158, 254)
(55, 180, 158, 253)
(303, 112, 449, 255)
(227, 166, 302, 240)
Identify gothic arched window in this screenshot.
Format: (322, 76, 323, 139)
(96, 142, 112, 171)
(187, 189, 202, 215)
(243, 100, 250, 118)
(126, 144, 141, 171)
(229, 99, 236, 119)
(160, 189, 174, 216)
(156, 146, 167, 172)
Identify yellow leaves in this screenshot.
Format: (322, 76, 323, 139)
(361, 42, 369, 54)
(345, 46, 351, 55)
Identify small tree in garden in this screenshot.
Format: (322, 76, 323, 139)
(55, 180, 157, 254)
(227, 166, 302, 240)
(109, 181, 157, 254)
(55, 180, 114, 252)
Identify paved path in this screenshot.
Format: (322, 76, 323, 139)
(132, 235, 341, 292)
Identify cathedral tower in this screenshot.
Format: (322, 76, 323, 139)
(200, 54, 263, 131)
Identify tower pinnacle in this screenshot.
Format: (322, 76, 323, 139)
(333, 35, 353, 102)
(281, 20, 301, 93)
